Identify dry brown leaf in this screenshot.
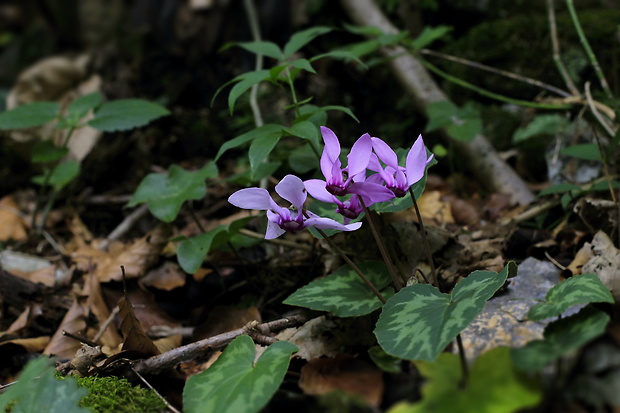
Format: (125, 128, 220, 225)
(0, 336, 50, 353)
(84, 273, 122, 349)
(154, 334, 182, 354)
(581, 231, 620, 301)
(140, 261, 187, 291)
(566, 244, 593, 276)
(10, 265, 57, 287)
(0, 196, 27, 241)
(118, 295, 161, 358)
(43, 297, 89, 359)
(6, 304, 44, 334)
(71, 224, 172, 282)
(299, 354, 384, 406)
(449, 197, 481, 226)
(193, 306, 261, 341)
(417, 190, 454, 224)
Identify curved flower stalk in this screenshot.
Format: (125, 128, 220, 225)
(305, 126, 395, 218)
(370, 134, 434, 197)
(228, 174, 362, 239)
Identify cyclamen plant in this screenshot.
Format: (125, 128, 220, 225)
(229, 126, 433, 234)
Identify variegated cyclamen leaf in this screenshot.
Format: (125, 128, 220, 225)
(528, 273, 613, 321)
(375, 262, 515, 361)
(183, 335, 297, 413)
(283, 261, 393, 317)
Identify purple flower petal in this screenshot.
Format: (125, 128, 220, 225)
(371, 137, 399, 169)
(405, 135, 428, 187)
(275, 175, 307, 210)
(347, 133, 372, 177)
(304, 179, 335, 203)
(320, 126, 341, 163)
(305, 216, 362, 232)
(348, 182, 395, 204)
(265, 211, 286, 239)
(228, 188, 273, 210)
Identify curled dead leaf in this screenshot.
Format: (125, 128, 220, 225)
(0, 196, 27, 241)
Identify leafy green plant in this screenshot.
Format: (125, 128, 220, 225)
(183, 335, 298, 413)
(0, 92, 169, 232)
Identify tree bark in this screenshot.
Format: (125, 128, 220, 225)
(340, 0, 536, 205)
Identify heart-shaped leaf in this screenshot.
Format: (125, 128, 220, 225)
(128, 162, 218, 222)
(512, 307, 609, 371)
(183, 335, 297, 413)
(283, 261, 393, 317)
(388, 347, 541, 413)
(528, 273, 613, 321)
(375, 262, 516, 361)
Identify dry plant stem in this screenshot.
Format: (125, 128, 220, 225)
(357, 196, 404, 290)
(547, 0, 580, 95)
(340, 0, 536, 206)
(409, 188, 438, 287)
(131, 367, 182, 413)
(99, 204, 150, 250)
(420, 48, 571, 97)
(313, 225, 387, 304)
(566, 0, 613, 100)
(133, 315, 307, 375)
(93, 305, 120, 343)
(585, 81, 617, 138)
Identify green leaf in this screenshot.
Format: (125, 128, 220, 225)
(512, 114, 569, 144)
(512, 307, 609, 371)
(128, 162, 218, 222)
(183, 335, 298, 413)
(537, 182, 582, 196)
(249, 133, 281, 178)
(31, 140, 69, 163)
(528, 273, 613, 321)
(375, 262, 516, 361)
(66, 92, 103, 122)
(409, 25, 452, 49)
(283, 261, 394, 317)
(286, 120, 320, 145)
(559, 143, 602, 161)
(368, 346, 402, 373)
(0, 102, 58, 129)
(237, 41, 283, 60)
(287, 58, 316, 74)
(88, 99, 169, 132)
(288, 143, 319, 174)
(33, 160, 81, 190)
(388, 347, 541, 413)
(283, 26, 331, 59)
(0, 357, 89, 413)
(342, 22, 383, 36)
(426, 101, 482, 142)
(178, 226, 228, 273)
(215, 124, 284, 160)
(227, 70, 272, 114)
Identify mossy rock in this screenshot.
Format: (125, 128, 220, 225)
(438, 9, 620, 102)
(58, 374, 166, 413)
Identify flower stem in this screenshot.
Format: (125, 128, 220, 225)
(456, 333, 469, 387)
(312, 226, 386, 304)
(357, 196, 404, 291)
(408, 187, 438, 287)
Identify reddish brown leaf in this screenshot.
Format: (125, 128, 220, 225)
(118, 295, 161, 358)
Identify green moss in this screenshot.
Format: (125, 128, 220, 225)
(57, 374, 166, 413)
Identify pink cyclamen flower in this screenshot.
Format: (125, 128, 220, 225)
(370, 134, 434, 198)
(228, 174, 362, 239)
(305, 126, 395, 206)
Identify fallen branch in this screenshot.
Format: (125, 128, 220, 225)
(133, 315, 307, 376)
(340, 0, 536, 205)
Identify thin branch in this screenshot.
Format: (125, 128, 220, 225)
(132, 367, 182, 413)
(566, 0, 614, 99)
(547, 0, 580, 95)
(420, 48, 571, 97)
(133, 315, 307, 376)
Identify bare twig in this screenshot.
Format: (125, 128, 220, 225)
(133, 315, 307, 375)
(547, 0, 580, 95)
(99, 204, 150, 250)
(420, 48, 571, 97)
(132, 367, 182, 413)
